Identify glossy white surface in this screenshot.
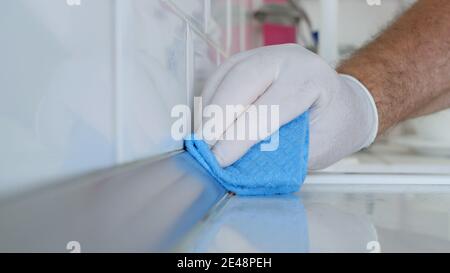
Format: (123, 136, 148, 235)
(0, 152, 226, 252)
(0, 0, 116, 193)
(181, 180, 450, 253)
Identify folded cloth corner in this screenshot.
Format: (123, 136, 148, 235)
(184, 112, 309, 196)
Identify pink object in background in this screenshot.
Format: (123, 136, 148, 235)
(262, 0, 297, 46)
(263, 24, 296, 46)
(264, 0, 286, 4)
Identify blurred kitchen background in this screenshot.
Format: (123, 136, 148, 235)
(0, 0, 448, 199)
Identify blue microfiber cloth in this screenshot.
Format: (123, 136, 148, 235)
(185, 112, 309, 196)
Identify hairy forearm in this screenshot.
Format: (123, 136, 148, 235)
(411, 90, 450, 118)
(338, 0, 450, 134)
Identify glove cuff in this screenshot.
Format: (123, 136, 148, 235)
(339, 74, 379, 148)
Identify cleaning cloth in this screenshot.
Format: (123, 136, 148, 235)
(185, 112, 309, 196)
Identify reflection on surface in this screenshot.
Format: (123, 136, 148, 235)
(0, 153, 225, 252)
(184, 184, 450, 253)
(305, 203, 377, 252)
(187, 194, 377, 253)
(189, 195, 308, 253)
(301, 184, 450, 252)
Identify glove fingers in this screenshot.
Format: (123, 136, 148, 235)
(200, 53, 280, 148)
(201, 49, 257, 106)
(194, 50, 256, 135)
(212, 79, 318, 167)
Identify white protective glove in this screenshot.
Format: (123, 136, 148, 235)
(198, 44, 378, 170)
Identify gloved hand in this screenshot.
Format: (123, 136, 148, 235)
(197, 44, 378, 170)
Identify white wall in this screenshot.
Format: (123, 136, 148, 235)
(0, 0, 256, 196)
(0, 0, 116, 194)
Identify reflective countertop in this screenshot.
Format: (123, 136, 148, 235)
(0, 152, 226, 252)
(1, 149, 449, 252)
(180, 183, 450, 253)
